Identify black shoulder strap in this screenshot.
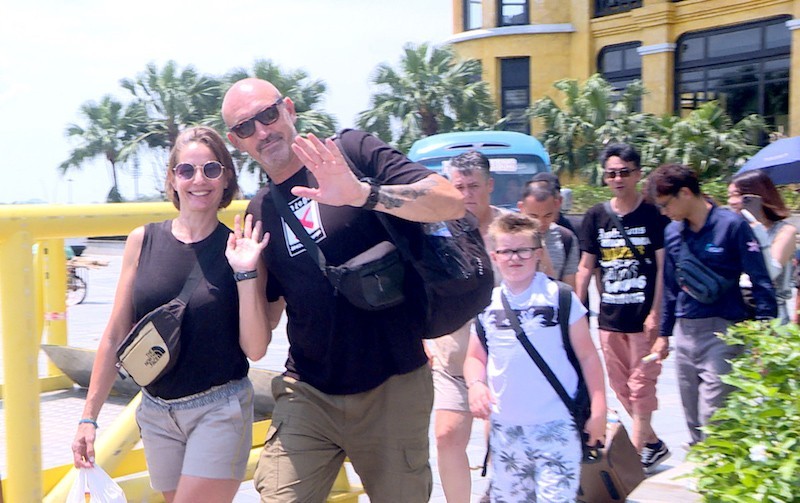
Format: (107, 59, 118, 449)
(176, 261, 204, 304)
(557, 281, 582, 379)
(500, 291, 576, 415)
(268, 181, 328, 273)
(603, 201, 644, 261)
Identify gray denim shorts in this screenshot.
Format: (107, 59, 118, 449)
(136, 378, 254, 492)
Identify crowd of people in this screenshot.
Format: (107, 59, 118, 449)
(70, 76, 794, 502)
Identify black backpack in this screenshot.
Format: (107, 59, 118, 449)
(335, 133, 494, 338)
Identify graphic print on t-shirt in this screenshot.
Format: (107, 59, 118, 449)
(281, 196, 327, 257)
(597, 226, 651, 306)
(486, 306, 559, 330)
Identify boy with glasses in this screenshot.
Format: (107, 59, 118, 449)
(575, 143, 672, 474)
(464, 212, 607, 502)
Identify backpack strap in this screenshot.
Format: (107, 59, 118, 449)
(557, 281, 582, 379)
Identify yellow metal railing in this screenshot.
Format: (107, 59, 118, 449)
(0, 201, 357, 502)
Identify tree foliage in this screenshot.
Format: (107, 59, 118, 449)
(530, 74, 767, 185)
(59, 95, 146, 202)
(357, 42, 500, 152)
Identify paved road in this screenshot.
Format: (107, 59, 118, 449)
(0, 239, 694, 502)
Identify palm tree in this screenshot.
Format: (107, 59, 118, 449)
(646, 102, 766, 180)
(121, 61, 223, 153)
(357, 42, 500, 152)
(59, 96, 146, 202)
(530, 74, 655, 184)
(223, 59, 339, 184)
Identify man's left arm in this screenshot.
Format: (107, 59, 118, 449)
(290, 133, 464, 223)
(646, 248, 669, 360)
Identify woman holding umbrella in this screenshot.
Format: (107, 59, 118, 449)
(728, 170, 797, 323)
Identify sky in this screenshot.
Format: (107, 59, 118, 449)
(0, 0, 453, 204)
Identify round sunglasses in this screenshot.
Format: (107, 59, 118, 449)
(173, 161, 225, 180)
(230, 97, 284, 139)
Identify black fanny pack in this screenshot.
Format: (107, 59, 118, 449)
(326, 241, 406, 311)
(676, 240, 735, 304)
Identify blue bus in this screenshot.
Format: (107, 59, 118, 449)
(408, 131, 551, 209)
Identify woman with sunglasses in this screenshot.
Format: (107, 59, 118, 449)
(728, 170, 796, 324)
(72, 126, 274, 503)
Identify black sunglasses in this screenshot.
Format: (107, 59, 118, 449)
(173, 161, 225, 180)
(230, 97, 284, 139)
(603, 168, 638, 179)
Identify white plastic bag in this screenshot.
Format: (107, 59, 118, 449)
(66, 466, 126, 503)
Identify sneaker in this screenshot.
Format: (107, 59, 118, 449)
(641, 439, 671, 475)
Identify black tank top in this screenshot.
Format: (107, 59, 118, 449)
(134, 220, 247, 399)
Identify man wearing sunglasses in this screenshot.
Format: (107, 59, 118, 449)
(575, 143, 672, 474)
(221, 78, 465, 503)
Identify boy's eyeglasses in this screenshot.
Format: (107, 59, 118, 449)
(603, 168, 637, 179)
(494, 247, 540, 260)
(230, 97, 284, 139)
(173, 161, 225, 180)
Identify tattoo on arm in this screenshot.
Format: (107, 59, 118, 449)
(377, 178, 435, 209)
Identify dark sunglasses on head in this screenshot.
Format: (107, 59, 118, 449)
(604, 168, 637, 179)
(173, 161, 225, 180)
(230, 97, 284, 139)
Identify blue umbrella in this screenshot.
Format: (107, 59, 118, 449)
(736, 136, 800, 185)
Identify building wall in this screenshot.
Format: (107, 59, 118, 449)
(449, 0, 798, 134)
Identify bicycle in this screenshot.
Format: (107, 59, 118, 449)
(67, 264, 88, 306)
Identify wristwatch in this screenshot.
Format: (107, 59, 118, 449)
(233, 270, 258, 282)
(360, 177, 380, 211)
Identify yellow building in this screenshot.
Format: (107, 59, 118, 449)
(448, 0, 797, 135)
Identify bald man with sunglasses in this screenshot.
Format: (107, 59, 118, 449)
(222, 78, 465, 503)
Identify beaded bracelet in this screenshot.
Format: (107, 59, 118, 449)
(79, 418, 99, 428)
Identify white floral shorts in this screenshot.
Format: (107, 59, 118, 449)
(488, 418, 582, 502)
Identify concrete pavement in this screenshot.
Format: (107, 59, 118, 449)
(0, 239, 695, 501)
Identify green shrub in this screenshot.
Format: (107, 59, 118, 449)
(563, 184, 611, 213)
(688, 320, 800, 502)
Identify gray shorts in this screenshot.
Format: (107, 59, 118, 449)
(136, 378, 254, 492)
(432, 367, 469, 412)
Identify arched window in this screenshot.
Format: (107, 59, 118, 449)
(674, 16, 791, 133)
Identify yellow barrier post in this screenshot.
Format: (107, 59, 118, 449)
(41, 239, 68, 376)
(0, 230, 42, 502)
(44, 393, 143, 503)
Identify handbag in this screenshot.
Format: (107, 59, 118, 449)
(577, 419, 646, 503)
(676, 236, 736, 304)
(66, 466, 126, 503)
(116, 261, 203, 386)
(270, 181, 406, 311)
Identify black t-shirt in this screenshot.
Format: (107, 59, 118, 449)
(134, 220, 248, 399)
(247, 129, 433, 394)
(578, 201, 668, 333)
